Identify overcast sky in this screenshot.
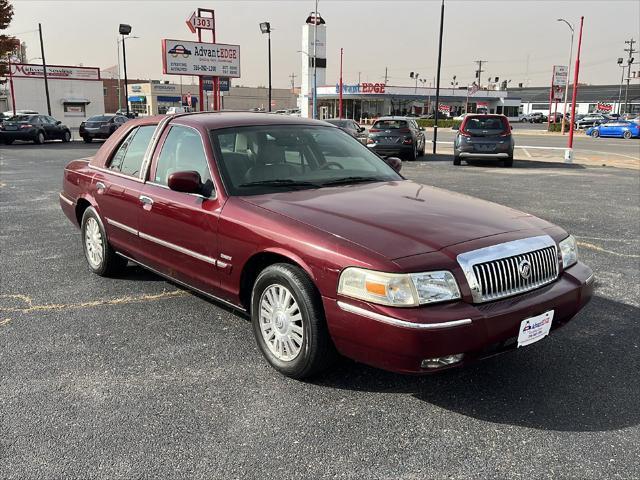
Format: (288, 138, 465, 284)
(7, 0, 640, 89)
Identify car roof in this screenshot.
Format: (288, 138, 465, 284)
(374, 116, 411, 121)
(166, 111, 329, 130)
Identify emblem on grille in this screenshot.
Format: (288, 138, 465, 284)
(518, 259, 532, 279)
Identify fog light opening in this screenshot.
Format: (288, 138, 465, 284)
(421, 353, 464, 369)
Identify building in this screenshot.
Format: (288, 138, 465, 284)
(101, 77, 148, 113)
(513, 83, 640, 116)
(126, 80, 201, 116)
(220, 86, 297, 111)
(4, 63, 104, 128)
(315, 83, 521, 121)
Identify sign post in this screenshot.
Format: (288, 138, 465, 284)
(548, 65, 567, 129)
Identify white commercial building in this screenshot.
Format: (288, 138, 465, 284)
(5, 63, 105, 129)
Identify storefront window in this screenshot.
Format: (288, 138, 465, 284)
(63, 103, 86, 116)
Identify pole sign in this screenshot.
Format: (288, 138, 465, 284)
(596, 102, 613, 112)
(551, 65, 568, 101)
(186, 11, 215, 34)
(162, 39, 240, 77)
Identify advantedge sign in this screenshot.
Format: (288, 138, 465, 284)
(162, 39, 240, 78)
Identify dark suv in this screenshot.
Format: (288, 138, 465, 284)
(79, 114, 129, 142)
(454, 114, 514, 167)
(366, 116, 426, 160)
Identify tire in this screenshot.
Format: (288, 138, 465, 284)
(34, 131, 45, 144)
(82, 136, 93, 143)
(62, 130, 71, 142)
(3, 139, 14, 145)
(453, 154, 461, 166)
(417, 139, 425, 157)
(81, 206, 127, 277)
(591, 129, 600, 138)
(623, 130, 632, 139)
(503, 156, 514, 168)
(251, 263, 337, 379)
(406, 143, 417, 161)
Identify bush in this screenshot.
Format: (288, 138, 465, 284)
(417, 119, 462, 129)
(547, 123, 576, 132)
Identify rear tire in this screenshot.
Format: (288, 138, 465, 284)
(251, 263, 337, 379)
(34, 131, 45, 144)
(453, 154, 461, 166)
(3, 139, 14, 145)
(62, 130, 71, 142)
(591, 129, 600, 138)
(81, 207, 127, 277)
(623, 130, 632, 139)
(503, 156, 514, 168)
(407, 144, 417, 161)
(82, 136, 93, 143)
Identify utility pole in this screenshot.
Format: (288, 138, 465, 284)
(384, 66, 388, 85)
(358, 71, 361, 84)
(623, 38, 636, 114)
(289, 72, 297, 91)
(38, 23, 52, 116)
(433, 0, 445, 154)
(474, 60, 486, 89)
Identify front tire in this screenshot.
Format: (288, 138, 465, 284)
(81, 207, 127, 277)
(251, 263, 336, 379)
(62, 130, 71, 142)
(591, 129, 600, 138)
(34, 131, 45, 144)
(623, 130, 632, 139)
(82, 136, 93, 143)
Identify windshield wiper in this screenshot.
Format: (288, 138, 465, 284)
(320, 176, 381, 186)
(238, 179, 321, 189)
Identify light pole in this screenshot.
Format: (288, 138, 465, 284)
(116, 35, 138, 113)
(451, 75, 458, 94)
(339, 47, 343, 119)
(313, 0, 319, 119)
(38, 23, 51, 116)
(410, 72, 420, 93)
(260, 22, 272, 112)
(433, 0, 445, 155)
(557, 18, 574, 134)
(624, 56, 635, 114)
(567, 16, 584, 159)
(617, 57, 626, 115)
(119, 24, 132, 117)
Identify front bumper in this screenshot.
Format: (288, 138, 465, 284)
(323, 261, 593, 374)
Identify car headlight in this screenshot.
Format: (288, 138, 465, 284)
(338, 267, 461, 307)
(559, 235, 578, 269)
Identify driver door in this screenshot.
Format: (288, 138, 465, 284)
(137, 124, 224, 295)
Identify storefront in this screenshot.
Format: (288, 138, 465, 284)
(313, 83, 521, 122)
(5, 63, 104, 128)
(127, 81, 200, 116)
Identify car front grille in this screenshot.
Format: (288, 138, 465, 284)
(457, 235, 559, 303)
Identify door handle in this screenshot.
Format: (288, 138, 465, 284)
(96, 181, 106, 193)
(139, 195, 154, 206)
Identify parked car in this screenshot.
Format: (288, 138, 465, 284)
(453, 114, 514, 167)
(0, 114, 71, 144)
(522, 112, 547, 123)
(575, 114, 609, 129)
(585, 120, 640, 139)
(274, 110, 288, 115)
(548, 112, 564, 123)
(453, 113, 469, 121)
(79, 114, 129, 143)
(367, 116, 426, 160)
(59, 112, 593, 379)
(325, 118, 367, 142)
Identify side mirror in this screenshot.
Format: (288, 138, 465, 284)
(56, 121, 62, 125)
(384, 156, 402, 173)
(168, 170, 202, 194)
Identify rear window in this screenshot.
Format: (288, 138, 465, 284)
(372, 119, 407, 129)
(8, 115, 35, 122)
(463, 116, 508, 133)
(88, 115, 113, 122)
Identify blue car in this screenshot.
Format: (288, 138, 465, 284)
(586, 120, 639, 139)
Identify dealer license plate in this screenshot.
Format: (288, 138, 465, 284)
(474, 144, 496, 152)
(517, 310, 554, 347)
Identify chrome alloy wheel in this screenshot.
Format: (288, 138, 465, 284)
(259, 284, 304, 361)
(84, 217, 104, 268)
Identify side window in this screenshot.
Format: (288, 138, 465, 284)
(154, 125, 213, 195)
(109, 125, 156, 177)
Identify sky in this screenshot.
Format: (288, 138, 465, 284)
(6, 0, 640, 89)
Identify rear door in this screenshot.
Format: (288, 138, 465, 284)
(137, 124, 224, 295)
(91, 125, 156, 258)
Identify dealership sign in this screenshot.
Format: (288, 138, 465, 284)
(438, 104, 451, 113)
(186, 11, 215, 33)
(551, 65, 568, 101)
(9, 63, 101, 81)
(162, 39, 240, 78)
(596, 102, 613, 112)
(335, 82, 386, 94)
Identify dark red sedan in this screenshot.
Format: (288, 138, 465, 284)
(60, 112, 594, 379)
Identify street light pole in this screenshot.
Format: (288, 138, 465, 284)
(557, 18, 574, 135)
(339, 47, 343, 119)
(616, 58, 625, 115)
(313, 0, 319, 119)
(38, 23, 51, 116)
(567, 16, 584, 157)
(260, 22, 272, 112)
(432, 0, 445, 155)
(119, 24, 133, 117)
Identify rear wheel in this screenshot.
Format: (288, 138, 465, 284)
(251, 263, 337, 379)
(453, 153, 461, 166)
(82, 136, 92, 143)
(34, 131, 45, 144)
(591, 129, 600, 138)
(623, 130, 632, 139)
(62, 130, 71, 142)
(3, 139, 14, 145)
(407, 144, 417, 161)
(503, 155, 514, 168)
(81, 207, 127, 277)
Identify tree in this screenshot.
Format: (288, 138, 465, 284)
(0, 0, 18, 78)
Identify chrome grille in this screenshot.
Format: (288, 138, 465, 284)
(457, 235, 560, 303)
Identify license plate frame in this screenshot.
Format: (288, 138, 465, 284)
(517, 310, 554, 347)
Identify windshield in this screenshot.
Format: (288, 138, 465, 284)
(211, 125, 402, 195)
(326, 119, 350, 127)
(87, 115, 113, 122)
(372, 119, 407, 129)
(463, 116, 508, 135)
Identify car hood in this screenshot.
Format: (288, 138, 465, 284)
(240, 180, 553, 260)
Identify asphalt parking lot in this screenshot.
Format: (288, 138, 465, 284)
(1, 141, 639, 479)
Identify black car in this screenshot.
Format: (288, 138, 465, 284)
(325, 118, 367, 143)
(575, 114, 610, 129)
(453, 114, 514, 167)
(366, 116, 426, 160)
(79, 114, 129, 143)
(0, 114, 71, 145)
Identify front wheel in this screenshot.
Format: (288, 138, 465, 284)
(623, 130, 632, 139)
(62, 131, 71, 142)
(82, 136, 93, 143)
(591, 129, 600, 138)
(81, 207, 127, 276)
(251, 263, 337, 379)
(34, 131, 45, 144)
